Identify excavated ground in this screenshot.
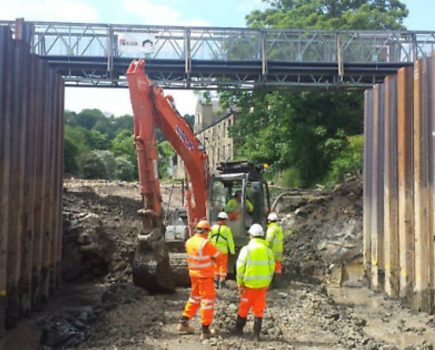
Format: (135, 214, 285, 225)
(3, 178, 435, 349)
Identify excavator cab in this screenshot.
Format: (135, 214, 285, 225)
(208, 161, 270, 272)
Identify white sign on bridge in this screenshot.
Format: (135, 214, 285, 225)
(117, 33, 156, 55)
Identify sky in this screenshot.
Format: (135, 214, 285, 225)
(0, 0, 433, 117)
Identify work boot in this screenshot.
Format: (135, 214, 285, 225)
(215, 279, 220, 289)
(231, 315, 247, 336)
(219, 279, 227, 289)
(253, 317, 263, 341)
(177, 317, 195, 334)
(200, 325, 216, 339)
(271, 274, 282, 289)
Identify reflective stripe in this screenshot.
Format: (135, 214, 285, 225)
(189, 298, 200, 304)
(243, 275, 273, 281)
(202, 305, 214, 310)
(240, 298, 249, 302)
(188, 262, 213, 268)
(187, 255, 210, 261)
(212, 252, 220, 258)
(246, 260, 271, 266)
(198, 239, 208, 256)
(201, 299, 214, 304)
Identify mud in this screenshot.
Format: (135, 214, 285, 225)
(3, 178, 435, 349)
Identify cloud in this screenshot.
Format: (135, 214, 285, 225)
(0, 0, 99, 22)
(121, 0, 210, 26)
(236, 0, 267, 14)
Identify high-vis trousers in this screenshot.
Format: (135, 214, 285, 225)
(275, 261, 283, 274)
(182, 276, 215, 326)
(214, 253, 228, 281)
(238, 287, 267, 318)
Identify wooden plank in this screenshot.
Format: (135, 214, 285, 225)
(397, 67, 415, 303)
(384, 75, 399, 298)
(413, 58, 433, 312)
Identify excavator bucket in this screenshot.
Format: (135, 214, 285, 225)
(131, 212, 175, 293)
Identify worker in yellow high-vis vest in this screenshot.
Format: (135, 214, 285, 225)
(266, 212, 284, 282)
(208, 212, 235, 289)
(232, 223, 274, 340)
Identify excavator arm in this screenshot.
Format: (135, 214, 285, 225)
(126, 60, 208, 292)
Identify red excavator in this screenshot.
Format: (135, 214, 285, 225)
(126, 60, 270, 293)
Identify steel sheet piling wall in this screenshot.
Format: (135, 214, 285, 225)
(384, 75, 399, 298)
(397, 67, 415, 302)
(364, 54, 435, 312)
(0, 24, 64, 334)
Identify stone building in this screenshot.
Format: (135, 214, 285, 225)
(174, 100, 235, 178)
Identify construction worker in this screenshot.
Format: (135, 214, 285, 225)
(266, 212, 284, 282)
(225, 190, 254, 221)
(208, 212, 235, 289)
(232, 223, 274, 340)
(178, 220, 220, 339)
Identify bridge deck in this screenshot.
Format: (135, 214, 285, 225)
(1, 20, 434, 88)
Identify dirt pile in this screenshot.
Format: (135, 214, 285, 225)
(276, 177, 363, 282)
(62, 179, 145, 284)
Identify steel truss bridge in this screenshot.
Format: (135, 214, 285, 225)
(1, 20, 435, 89)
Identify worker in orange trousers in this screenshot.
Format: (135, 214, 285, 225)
(178, 220, 220, 339)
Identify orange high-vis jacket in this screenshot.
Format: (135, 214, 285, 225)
(186, 234, 220, 278)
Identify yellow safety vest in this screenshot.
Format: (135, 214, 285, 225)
(266, 223, 284, 262)
(208, 223, 235, 255)
(236, 238, 275, 288)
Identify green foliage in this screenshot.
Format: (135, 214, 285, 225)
(79, 150, 117, 179)
(63, 107, 178, 181)
(115, 156, 136, 181)
(111, 130, 136, 163)
(71, 108, 106, 130)
(220, 0, 408, 187)
(326, 134, 364, 183)
(64, 137, 79, 175)
(80, 151, 108, 179)
(157, 141, 176, 178)
(184, 114, 195, 129)
(246, 0, 408, 30)
(274, 167, 302, 188)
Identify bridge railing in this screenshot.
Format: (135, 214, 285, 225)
(1, 20, 435, 63)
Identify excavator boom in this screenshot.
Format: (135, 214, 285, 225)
(126, 60, 209, 292)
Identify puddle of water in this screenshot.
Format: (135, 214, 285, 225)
(328, 257, 435, 349)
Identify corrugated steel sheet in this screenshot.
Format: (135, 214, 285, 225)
(364, 53, 435, 312)
(0, 21, 64, 334)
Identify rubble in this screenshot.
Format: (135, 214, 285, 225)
(5, 178, 435, 349)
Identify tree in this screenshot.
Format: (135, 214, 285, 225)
(76, 108, 106, 130)
(223, 0, 408, 186)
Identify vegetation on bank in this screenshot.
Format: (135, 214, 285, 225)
(64, 108, 180, 181)
(64, 1, 409, 188)
(219, 0, 408, 188)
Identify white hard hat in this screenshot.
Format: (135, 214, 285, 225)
(248, 223, 264, 237)
(217, 212, 228, 220)
(267, 212, 278, 221)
